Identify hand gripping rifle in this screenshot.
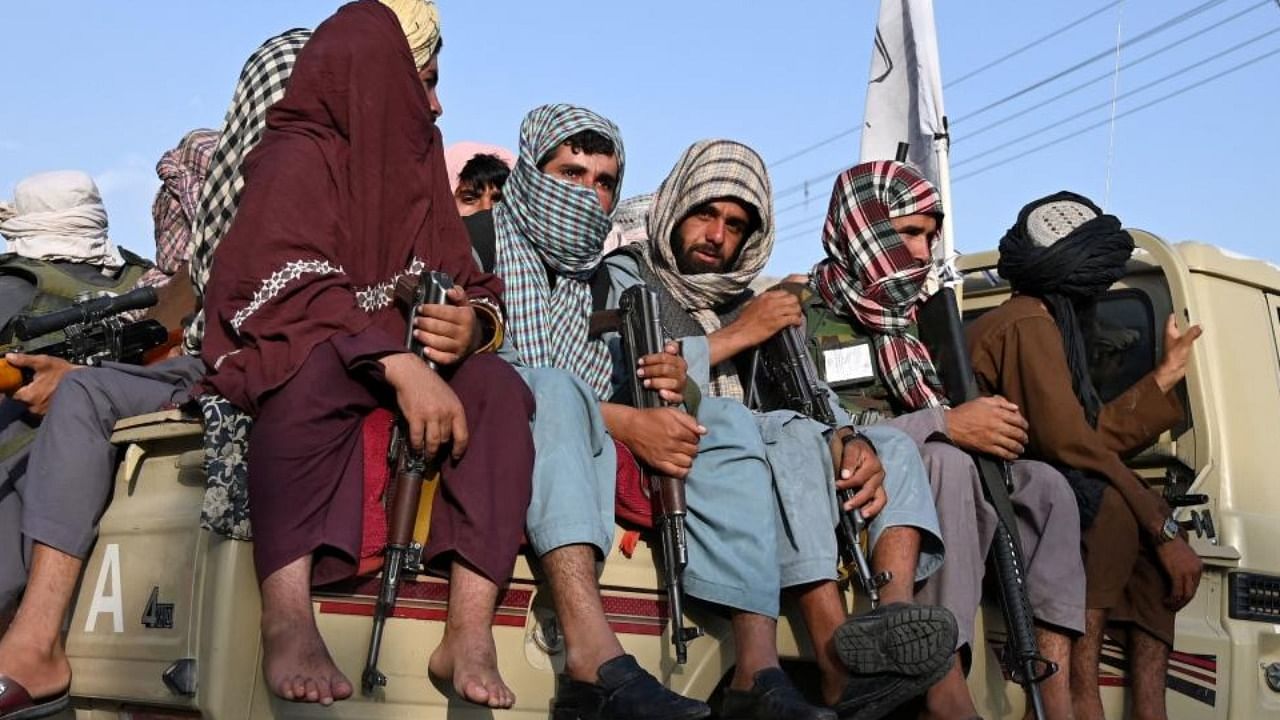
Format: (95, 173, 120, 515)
(617, 285, 703, 663)
(917, 286, 1056, 720)
(362, 270, 452, 695)
(0, 286, 168, 393)
(748, 318, 891, 608)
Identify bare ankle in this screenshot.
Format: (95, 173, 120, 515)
(564, 644, 623, 684)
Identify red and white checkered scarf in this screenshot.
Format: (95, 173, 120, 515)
(811, 161, 946, 411)
(138, 128, 220, 289)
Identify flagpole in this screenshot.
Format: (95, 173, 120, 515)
(934, 116, 958, 288)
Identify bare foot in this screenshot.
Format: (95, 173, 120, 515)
(261, 617, 353, 705)
(0, 633, 71, 699)
(428, 627, 515, 708)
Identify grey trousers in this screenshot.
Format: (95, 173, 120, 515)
(891, 408, 1085, 650)
(0, 356, 204, 609)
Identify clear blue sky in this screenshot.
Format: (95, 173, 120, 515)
(2, 1, 1277, 275)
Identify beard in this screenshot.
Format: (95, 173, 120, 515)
(675, 243, 724, 274)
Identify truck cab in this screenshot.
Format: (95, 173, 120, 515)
(54, 231, 1280, 718)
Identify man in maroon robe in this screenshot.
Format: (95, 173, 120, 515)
(201, 1, 533, 707)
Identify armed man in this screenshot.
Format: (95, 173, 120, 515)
(467, 102, 711, 720)
(796, 161, 1086, 720)
(968, 191, 1203, 720)
(596, 139, 957, 720)
(0, 146, 212, 716)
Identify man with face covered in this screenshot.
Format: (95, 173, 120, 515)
(801, 162, 1086, 720)
(479, 103, 710, 720)
(602, 140, 957, 720)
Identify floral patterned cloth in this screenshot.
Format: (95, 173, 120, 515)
(198, 394, 254, 540)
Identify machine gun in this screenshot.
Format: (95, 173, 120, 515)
(917, 286, 1056, 720)
(0, 286, 168, 393)
(616, 285, 703, 664)
(750, 319, 891, 608)
(362, 270, 452, 695)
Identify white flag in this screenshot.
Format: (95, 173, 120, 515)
(861, 0, 947, 183)
(861, 0, 956, 274)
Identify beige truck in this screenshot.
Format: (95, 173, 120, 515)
(53, 230, 1280, 719)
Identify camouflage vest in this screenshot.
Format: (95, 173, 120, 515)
(0, 250, 150, 461)
(0, 250, 151, 344)
(800, 287, 903, 420)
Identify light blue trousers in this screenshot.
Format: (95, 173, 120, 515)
(519, 368, 782, 617)
(756, 411, 945, 589)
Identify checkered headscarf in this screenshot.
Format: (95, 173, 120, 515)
(183, 28, 311, 354)
(640, 139, 773, 400)
(138, 128, 220, 290)
(811, 161, 946, 411)
(494, 104, 624, 399)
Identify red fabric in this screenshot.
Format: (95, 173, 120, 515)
(201, 0, 502, 415)
(612, 439, 654, 529)
(359, 409, 396, 562)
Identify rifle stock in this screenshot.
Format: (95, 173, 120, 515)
(362, 270, 452, 696)
(753, 322, 890, 607)
(618, 285, 703, 664)
(917, 287, 1056, 720)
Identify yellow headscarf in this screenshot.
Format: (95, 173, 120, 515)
(379, 0, 441, 69)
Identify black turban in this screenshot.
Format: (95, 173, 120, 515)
(997, 191, 1134, 426)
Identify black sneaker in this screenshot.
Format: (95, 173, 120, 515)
(832, 602, 957, 678)
(720, 667, 837, 720)
(830, 603, 958, 720)
(550, 654, 710, 720)
(831, 666, 953, 720)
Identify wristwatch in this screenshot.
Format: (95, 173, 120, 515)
(1157, 515, 1181, 544)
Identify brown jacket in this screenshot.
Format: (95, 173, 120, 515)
(966, 295, 1183, 539)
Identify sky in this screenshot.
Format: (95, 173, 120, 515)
(2, 0, 1278, 275)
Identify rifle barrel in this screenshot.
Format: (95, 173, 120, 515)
(15, 286, 157, 341)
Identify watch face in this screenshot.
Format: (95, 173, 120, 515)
(1163, 518, 1180, 540)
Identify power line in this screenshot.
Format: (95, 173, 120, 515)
(956, 0, 1274, 142)
(952, 26, 1280, 169)
(948, 1, 1123, 87)
(769, 127, 860, 168)
(766, 0, 1226, 169)
(952, 45, 1280, 183)
(958, 0, 1230, 122)
(776, 43, 1280, 244)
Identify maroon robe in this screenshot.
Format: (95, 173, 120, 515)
(200, 0, 532, 585)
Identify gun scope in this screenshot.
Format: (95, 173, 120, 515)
(15, 286, 159, 341)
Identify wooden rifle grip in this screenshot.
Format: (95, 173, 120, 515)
(0, 361, 24, 395)
(388, 461, 424, 546)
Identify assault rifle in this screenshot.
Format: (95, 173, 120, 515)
(616, 285, 703, 664)
(0, 286, 168, 393)
(749, 318, 891, 608)
(362, 270, 452, 695)
(917, 286, 1056, 720)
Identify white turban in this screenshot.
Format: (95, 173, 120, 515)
(0, 170, 125, 269)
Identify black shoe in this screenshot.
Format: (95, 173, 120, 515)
(830, 604, 957, 720)
(720, 667, 837, 720)
(550, 654, 710, 720)
(831, 667, 952, 720)
(833, 602, 957, 678)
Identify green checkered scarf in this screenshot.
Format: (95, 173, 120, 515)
(494, 104, 625, 399)
(639, 139, 773, 399)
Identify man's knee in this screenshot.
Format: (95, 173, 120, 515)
(920, 442, 979, 505)
(1012, 460, 1076, 508)
(46, 369, 109, 421)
